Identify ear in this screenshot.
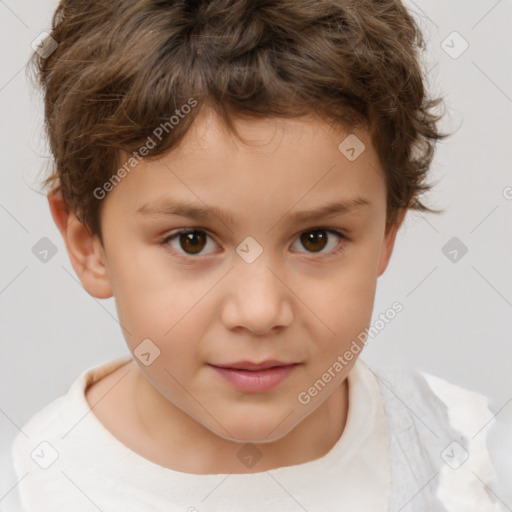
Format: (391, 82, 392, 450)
(377, 209, 406, 277)
(48, 187, 113, 299)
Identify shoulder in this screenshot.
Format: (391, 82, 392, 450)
(12, 355, 133, 455)
(10, 373, 83, 512)
(10, 356, 133, 510)
(419, 370, 511, 511)
(366, 362, 509, 511)
(11, 380, 81, 474)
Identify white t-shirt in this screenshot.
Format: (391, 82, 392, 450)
(9, 357, 507, 511)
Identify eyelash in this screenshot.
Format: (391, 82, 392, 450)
(160, 227, 348, 260)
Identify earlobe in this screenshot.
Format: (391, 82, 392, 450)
(48, 188, 113, 299)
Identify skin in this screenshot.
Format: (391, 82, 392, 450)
(48, 105, 405, 474)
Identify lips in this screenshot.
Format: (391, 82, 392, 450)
(208, 361, 299, 392)
(212, 360, 293, 371)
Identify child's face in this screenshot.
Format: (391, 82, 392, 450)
(71, 106, 401, 442)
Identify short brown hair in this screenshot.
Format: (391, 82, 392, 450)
(28, 0, 449, 243)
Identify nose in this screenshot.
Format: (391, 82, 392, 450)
(221, 258, 293, 336)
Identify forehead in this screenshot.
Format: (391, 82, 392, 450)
(107, 106, 385, 219)
(169, 106, 367, 159)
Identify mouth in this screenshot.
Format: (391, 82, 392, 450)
(207, 361, 299, 393)
(211, 360, 295, 371)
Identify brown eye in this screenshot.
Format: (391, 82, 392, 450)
(291, 228, 345, 256)
(300, 229, 328, 252)
(163, 229, 217, 256)
(179, 230, 207, 254)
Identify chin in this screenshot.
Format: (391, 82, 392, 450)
(209, 413, 299, 444)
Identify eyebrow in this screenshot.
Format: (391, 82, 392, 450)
(136, 197, 371, 227)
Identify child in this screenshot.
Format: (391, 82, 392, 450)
(11, 0, 508, 510)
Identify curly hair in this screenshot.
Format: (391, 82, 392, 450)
(27, 0, 449, 243)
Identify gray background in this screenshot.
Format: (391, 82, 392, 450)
(1, 0, 511, 509)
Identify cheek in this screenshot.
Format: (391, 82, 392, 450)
(301, 252, 379, 352)
(106, 247, 200, 347)
(308, 277, 376, 341)
(111, 281, 220, 379)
